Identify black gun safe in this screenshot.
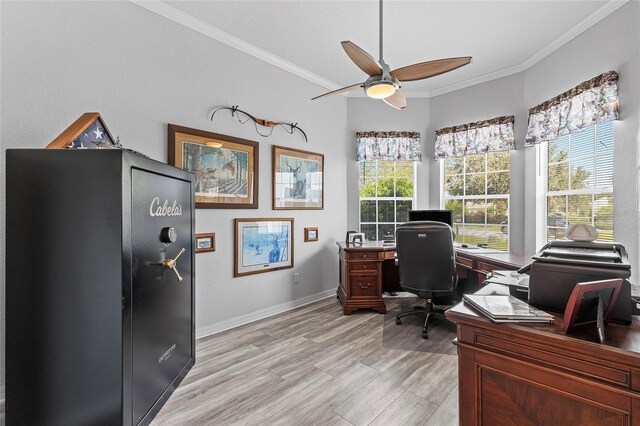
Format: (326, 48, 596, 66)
(6, 149, 195, 425)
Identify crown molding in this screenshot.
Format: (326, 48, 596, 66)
(428, 0, 628, 98)
(132, 0, 628, 100)
(130, 0, 342, 93)
(429, 63, 526, 98)
(521, 0, 628, 70)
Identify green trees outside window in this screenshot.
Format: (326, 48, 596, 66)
(359, 161, 415, 241)
(444, 151, 510, 251)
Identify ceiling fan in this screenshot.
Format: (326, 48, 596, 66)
(312, 0, 472, 109)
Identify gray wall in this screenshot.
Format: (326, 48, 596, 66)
(426, 2, 639, 267)
(0, 1, 349, 387)
(346, 97, 430, 230)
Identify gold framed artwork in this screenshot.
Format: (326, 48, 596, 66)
(304, 227, 318, 242)
(272, 145, 324, 210)
(195, 233, 216, 253)
(168, 124, 258, 209)
(234, 218, 294, 277)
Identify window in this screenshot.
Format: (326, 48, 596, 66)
(443, 152, 510, 251)
(359, 161, 416, 241)
(544, 122, 614, 242)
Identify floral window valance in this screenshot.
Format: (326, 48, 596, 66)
(356, 131, 422, 161)
(434, 115, 515, 159)
(525, 71, 619, 146)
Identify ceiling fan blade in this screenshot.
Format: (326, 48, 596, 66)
(341, 41, 383, 76)
(311, 83, 363, 100)
(391, 57, 472, 82)
(383, 89, 407, 110)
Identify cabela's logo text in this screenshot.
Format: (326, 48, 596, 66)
(149, 197, 183, 217)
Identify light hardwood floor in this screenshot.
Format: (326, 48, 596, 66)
(152, 295, 459, 426)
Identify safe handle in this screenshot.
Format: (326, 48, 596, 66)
(163, 248, 185, 282)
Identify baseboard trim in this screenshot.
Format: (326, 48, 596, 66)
(196, 289, 336, 339)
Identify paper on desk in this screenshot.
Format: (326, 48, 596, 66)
(485, 273, 529, 289)
(491, 270, 519, 278)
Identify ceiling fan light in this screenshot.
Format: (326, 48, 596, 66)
(366, 82, 396, 99)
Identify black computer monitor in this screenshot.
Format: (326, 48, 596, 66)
(408, 210, 453, 227)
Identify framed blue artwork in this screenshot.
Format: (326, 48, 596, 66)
(234, 218, 294, 277)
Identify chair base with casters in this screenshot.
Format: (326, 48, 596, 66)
(395, 299, 450, 339)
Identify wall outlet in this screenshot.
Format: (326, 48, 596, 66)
(293, 273, 300, 284)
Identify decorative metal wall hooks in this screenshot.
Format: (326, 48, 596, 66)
(210, 105, 308, 143)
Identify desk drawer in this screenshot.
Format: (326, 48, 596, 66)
(348, 252, 380, 261)
(350, 276, 378, 298)
(477, 261, 498, 273)
(456, 257, 474, 268)
(475, 332, 631, 389)
(350, 262, 377, 272)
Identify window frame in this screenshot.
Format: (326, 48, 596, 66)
(358, 160, 417, 241)
(440, 152, 511, 252)
(540, 122, 614, 244)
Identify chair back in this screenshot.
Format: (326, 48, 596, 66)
(395, 221, 457, 298)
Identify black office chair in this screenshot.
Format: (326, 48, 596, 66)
(395, 221, 458, 339)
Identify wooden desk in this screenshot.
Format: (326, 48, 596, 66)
(336, 241, 527, 315)
(446, 286, 640, 425)
(336, 241, 395, 315)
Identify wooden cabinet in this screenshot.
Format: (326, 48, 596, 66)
(337, 242, 388, 315)
(446, 301, 640, 425)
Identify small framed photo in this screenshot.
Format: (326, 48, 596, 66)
(348, 232, 364, 244)
(563, 278, 623, 343)
(234, 218, 294, 277)
(195, 233, 216, 253)
(304, 227, 318, 242)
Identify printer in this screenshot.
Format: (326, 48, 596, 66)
(528, 240, 632, 324)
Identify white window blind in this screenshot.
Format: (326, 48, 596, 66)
(545, 121, 614, 241)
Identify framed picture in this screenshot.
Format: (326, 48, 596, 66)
(304, 227, 318, 242)
(272, 145, 324, 210)
(563, 278, 623, 343)
(195, 233, 216, 253)
(168, 124, 258, 209)
(234, 218, 294, 277)
(46, 112, 116, 149)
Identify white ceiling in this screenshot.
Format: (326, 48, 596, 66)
(141, 1, 626, 98)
